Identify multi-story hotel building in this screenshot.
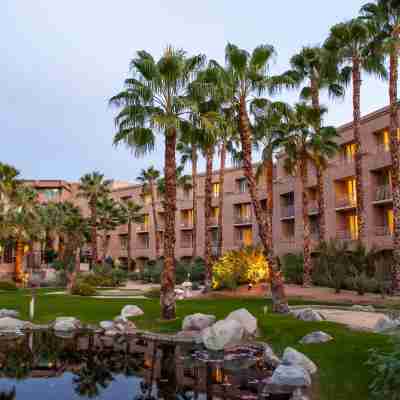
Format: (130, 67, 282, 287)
(0, 104, 399, 276)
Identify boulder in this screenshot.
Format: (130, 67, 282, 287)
(258, 342, 281, 368)
(293, 308, 324, 322)
(300, 331, 333, 345)
(53, 317, 81, 332)
(175, 289, 185, 300)
(182, 313, 216, 331)
(105, 329, 119, 337)
(0, 309, 19, 318)
(121, 305, 144, 319)
(270, 365, 311, 387)
(373, 316, 399, 333)
(100, 321, 114, 330)
(202, 319, 244, 351)
(226, 308, 258, 336)
(282, 347, 317, 375)
(0, 317, 28, 331)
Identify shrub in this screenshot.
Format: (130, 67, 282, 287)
(281, 253, 304, 285)
(71, 282, 97, 296)
(212, 246, 268, 290)
(142, 260, 163, 283)
(0, 281, 18, 291)
(367, 339, 400, 400)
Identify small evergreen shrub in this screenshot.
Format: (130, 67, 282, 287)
(71, 282, 97, 296)
(281, 253, 304, 285)
(0, 281, 18, 291)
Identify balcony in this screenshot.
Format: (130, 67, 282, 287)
(281, 205, 295, 219)
(375, 225, 393, 237)
(335, 196, 357, 210)
(180, 220, 194, 230)
(374, 185, 392, 203)
(156, 222, 165, 231)
(234, 215, 253, 225)
(308, 200, 319, 215)
(136, 242, 150, 250)
(234, 238, 252, 247)
(376, 143, 391, 154)
(336, 230, 358, 241)
(209, 217, 219, 227)
(181, 238, 193, 248)
(136, 223, 150, 233)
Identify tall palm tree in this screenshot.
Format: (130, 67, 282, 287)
(137, 167, 161, 259)
(0, 162, 20, 202)
(120, 199, 143, 271)
(281, 103, 338, 286)
(78, 172, 111, 266)
(177, 125, 200, 259)
(325, 18, 387, 241)
(284, 46, 348, 241)
(198, 44, 290, 312)
(361, 0, 400, 291)
(110, 47, 205, 320)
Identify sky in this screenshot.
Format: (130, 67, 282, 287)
(0, 0, 392, 183)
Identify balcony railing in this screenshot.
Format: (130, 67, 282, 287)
(156, 222, 165, 231)
(375, 225, 393, 237)
(181, 239, 193, 248)
(234, 215, 252, 225)
(375, 185, 392, 202)
(336, 156, 355, 165)
(281, 205, 295, 219)
(376, 143, 391, 154)
(136, 242, 150, 250)
(136, 223, 150, 232)
(335, 196, 357, 209)
(336, 230, 358, 241)
(308, 200, 319, 215)
(209, 217, 219, 226)
(234, 238, 253, 247)
(180, 220, 194, 229)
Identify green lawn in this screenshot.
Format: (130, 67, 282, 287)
(0, 289, 393, 400)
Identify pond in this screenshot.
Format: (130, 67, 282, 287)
(0, 330, 315, 399)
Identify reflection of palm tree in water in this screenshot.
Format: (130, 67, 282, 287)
(0, 388, 16, 400)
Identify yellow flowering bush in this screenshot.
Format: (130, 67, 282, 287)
(212, 246, 269, 290)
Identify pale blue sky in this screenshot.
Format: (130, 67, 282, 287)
(0, 0, 391, 182)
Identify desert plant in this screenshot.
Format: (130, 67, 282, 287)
(71, 282, 97, 296)
(281, 253, 304, 285)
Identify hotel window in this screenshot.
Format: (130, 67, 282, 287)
(181, 209, 193, 227)
(346, 178, 357, 205)
(386, 209, 394, 235)
(341, 142, 356, 163)
(137, 234, 150, 249)
(181, 231, 193, 248)
(212, 182, 220, 198)
(212, 207, 219, 220)
(237, 178, 248, 193)
(39, 188, 60, 201)
(119, 234, 128, 250)
(347, 214, 359, 240)
(237, 227, 253, 246)
(235, 203, 252, 222)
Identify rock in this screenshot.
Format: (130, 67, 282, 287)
(182, 313, 216, 331)
(300, 331, 333, 345)
(282, 347, 318, 375)
(293, 308, 324, 322)
(100, 321, 114, 330)
(373, 316, 399, 333)
(121, 305, 144, 319)
(202, 319, 244, 351)
(270, 365, 311, 387)
(351, 305, 375, 312)
(175, 330, 202, 343)
(258, 342, 281, 368)
(226, 308, 258, 336)
(53, 317, 81, 332)
(175, 289, 185, 300)
(0, 309, 19, 318)
(0, 317, 29, 331)
(105, 329, 119, 337)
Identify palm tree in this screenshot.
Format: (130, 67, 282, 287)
(78, 172, 111, 266)
(120, 199, 143, 270)
(110, 47, 205, 320)
(281, 103, 338, 286)
(96, 196, 125, 261)
(198, 44, 290, 312)
(284, 46, 348, 241)
(325, 18, 387, 241)
(361, 0, 400, 291)
(0, 162, 20, 202)
(137, 167, 161, 259)
(177, 125, 200, 259)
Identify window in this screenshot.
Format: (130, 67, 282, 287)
(119, 234, 128, 250)
(211, 228, 219, 244)
(237, 178, 248, 193)
(212, 207, 219, 219)
(181, 231, 193, 248)
(341, 142, 356, 163)
(143, 214, 150, 229)
(3, 243, 14, 263)
(183, 188, 191, 199)
(181, 209, 193, 227)
(386, 209, 394, 235)
(236, 227, 252, 245)
(235, 203, 251, 222)
(38, 188, 60, 201)
(137, 234, 150, 249)
(346, 178, 357, 205)
(347, 214, 359, 240)
(212, 183, 220, 198)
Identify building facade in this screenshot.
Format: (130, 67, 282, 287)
(0, 104, 399, 276)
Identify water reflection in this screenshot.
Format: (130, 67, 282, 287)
(0, 331, 305, 400)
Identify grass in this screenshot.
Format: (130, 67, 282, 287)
(0, 288, 394, 400)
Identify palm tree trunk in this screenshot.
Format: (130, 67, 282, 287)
(389, 38, 400, 292)
(192, 145, 198, 260)
(217, 141, 226, 258)
(352, 55, 366, 241)
(161, 128, 177, 320)
(15, 239, 24, 283)
(204, 147, 214, 291)
(150, 180, 160, 259)
(90, 202, 98, 266)
(127, 220, 133, 271)
(265, 157, 274, 250)
(311, 75, 326, 242)
(300, 159, 312, 286)
(238, 97, 289, 313)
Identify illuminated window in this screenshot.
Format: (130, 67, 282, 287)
(387, 209, 394, 235)
(212, 183, 220, 198)
(212, 207, 219, 219)
(143, 214, 150, 229)
(341, 143, 356, 163)
(237, 178, 248, 193)
(39, 188, 60, 201)
(237, 227, 253, 245)
(347, 214, 359, 240)
(119, 234, 128, 250)
(347, 178, 357, 205)
(181, 209, 193, 226)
